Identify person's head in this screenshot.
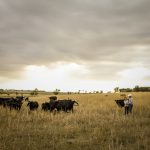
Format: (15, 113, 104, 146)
(128, 94, 132, 98)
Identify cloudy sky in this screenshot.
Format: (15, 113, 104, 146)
(0, 0, 150, 92)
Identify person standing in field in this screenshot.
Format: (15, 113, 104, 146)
(124, 94, 133, 115)
(128, 94, 133, 114)
(124, 97, 129, 115)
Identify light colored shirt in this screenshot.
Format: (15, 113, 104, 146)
(128, 97, 133, 104)
(124, 99, 129, 107)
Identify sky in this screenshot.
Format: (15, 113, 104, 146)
(0, 0, 150, 92)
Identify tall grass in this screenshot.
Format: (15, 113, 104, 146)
(0, 93, 150, 150)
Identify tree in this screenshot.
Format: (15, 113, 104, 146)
(100, 90, 103, 94)
(120, 88, 132, 92)
(114, 87, 120, 93)
(0, 89, 4, 94)
(15, 91, 19, 96)
(133, 86, 150, 92)
(53, 89, 60, 95)
(133, 85, 140, 92)
(30, 88, 39, 96)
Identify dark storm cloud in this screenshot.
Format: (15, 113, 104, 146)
(0, 0, 150, 79)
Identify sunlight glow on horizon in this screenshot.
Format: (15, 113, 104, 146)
(0, 63, 149, 92)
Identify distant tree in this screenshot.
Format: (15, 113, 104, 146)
(53, 89, 60, 95)
(67, 91, 72, 95)
(7, 92, 10, 96)
(133, 86, 150, 92)
(0, 89, 4, 94)
(100, 90, 103, 94)
(15, 91, 19, 96)
(30, 88, 39, 96)
(139, 87, 150, 92)
(114, 87, 120, 93)
(120, 88, 132, 92)
(133, 85, 140, 92)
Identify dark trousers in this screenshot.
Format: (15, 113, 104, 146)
(128, 104, 133, 113)
(125, 106, 129, 115)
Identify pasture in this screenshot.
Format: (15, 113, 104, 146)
(0, 92, 150, 150)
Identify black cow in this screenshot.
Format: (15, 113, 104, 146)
(27, 101, 39, 110)
(0, 97, 23, 110)
(115, 99, 125, 107)
(7, 99, 23, 111)
(16, 96, 29, 102)
(41, 102, 51, 111)
(49, 96, 57, 103)
(9, 96, 26, 110)
(52, 99, 79, 112)
(41, 102, 56, 112)
(0, 98, 12, 107)
(16, 96, 24, 100)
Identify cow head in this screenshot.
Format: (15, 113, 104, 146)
(73, 101, 79, 106)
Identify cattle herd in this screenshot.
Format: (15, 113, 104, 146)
(0, 96, 79, 113)
(0, 96, 27, 111)
(0, 94, 128, 114)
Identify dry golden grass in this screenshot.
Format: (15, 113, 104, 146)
(0, 92, 150, 150)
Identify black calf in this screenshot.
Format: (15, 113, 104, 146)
(27, 101, 39, 110)
(115, 99, 125, 107)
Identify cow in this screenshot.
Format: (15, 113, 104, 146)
(16, 96, 29, 102)
(115, 99, 125, 107)
(0, 97, 12, 107)
(0, 97, 23, 110)
(41, 102, 51, 111)
(27, 101, 39, 111)
(49, 96, 57, 103)
(41, 102, 56, 112)
(16, 96, 24, 100)
(51, 99, 79, 112)
(7, 99, 23, 111)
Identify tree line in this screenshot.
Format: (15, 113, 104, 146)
(114, 86, 150, 92)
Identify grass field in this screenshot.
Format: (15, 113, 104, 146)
(0, 92, 150, 150)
